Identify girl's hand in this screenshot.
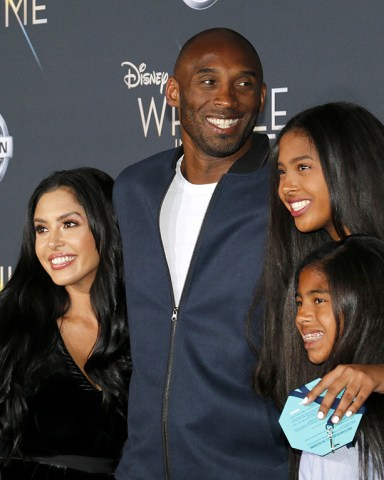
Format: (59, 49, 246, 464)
(304, 364, 384, 423)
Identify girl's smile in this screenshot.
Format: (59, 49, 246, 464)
(295, 267, 338, 364)
(277, 131, 339, 240)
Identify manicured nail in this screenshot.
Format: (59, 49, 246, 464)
(332, 415, 340, 424)
(345, 411, 353, 417)
(301, 397, 309, 405)
(317, 411, 324, 420)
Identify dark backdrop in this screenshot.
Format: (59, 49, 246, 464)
(1, 0, 383, 286)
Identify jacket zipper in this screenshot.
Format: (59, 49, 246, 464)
(158, 173, 178, 480)
(162, 306, 178, 480)
(159, 170, 225, 480)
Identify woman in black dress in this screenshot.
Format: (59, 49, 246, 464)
(0, 168, 130, 479)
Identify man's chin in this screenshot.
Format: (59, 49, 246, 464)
(202, 138, 246, 158)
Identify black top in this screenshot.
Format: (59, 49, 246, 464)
(0, 335, 127, 479)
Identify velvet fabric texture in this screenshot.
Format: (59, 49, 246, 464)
(0, 335, 127, 479)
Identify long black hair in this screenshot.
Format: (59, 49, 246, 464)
(252, 102, 384, 478)
(254, 102, 384, 401)
(0, 167, 130, 457)
(292, 236, 384, 478)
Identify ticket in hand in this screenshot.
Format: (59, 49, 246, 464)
(279, 378, 366, 456)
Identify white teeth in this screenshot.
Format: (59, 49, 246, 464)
(51, 256, 76, 265)
(291, 200, 310, 212)
(207, 117, 239, 129)
(303, 332, 324, 342)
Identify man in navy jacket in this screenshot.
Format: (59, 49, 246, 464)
(114, 28, 288, 479)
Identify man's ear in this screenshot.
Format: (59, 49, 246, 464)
(166, 76, 179, 107)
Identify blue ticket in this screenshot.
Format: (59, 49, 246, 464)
(279, 378, 366, 456)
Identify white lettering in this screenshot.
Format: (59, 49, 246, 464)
(271, 87, 288, 130)
(32, 0, 47, 24)
(254, 86, 289, 139)
(132, 85, 289, 143)
(122, 61, 168, 94)
(138, 96, 168, 137)
(171, 106, 180, 136)
(0, 141, 7, 154)
(5, 0, 27, 27)
(0, 266, 12, 291)
(0, 137, 13, 155)
(289, 408, 300, 415)
(5, 0, 46, 27)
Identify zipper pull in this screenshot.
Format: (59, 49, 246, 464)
(171, 307, 178, 322)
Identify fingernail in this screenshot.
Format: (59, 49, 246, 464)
(317, 411, 324, 420)
(332, 415, 340, 424)
(301, 397, 309, 405)
(345, 411, 353, 417)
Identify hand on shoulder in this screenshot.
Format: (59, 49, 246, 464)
(305, 364, 384, 423)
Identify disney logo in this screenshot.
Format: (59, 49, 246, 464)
(122, 62, 169, 94)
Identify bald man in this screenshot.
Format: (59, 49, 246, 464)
(114, 28, 288, 479)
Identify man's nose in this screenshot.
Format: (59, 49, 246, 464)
(214, 84, 238, 108)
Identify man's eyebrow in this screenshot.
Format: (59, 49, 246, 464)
(196, 67, 257, 78)
(196, 67, 217, 74)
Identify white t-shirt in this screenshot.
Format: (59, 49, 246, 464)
(299, 445, 378, 479)
(159, 157, 217, 305)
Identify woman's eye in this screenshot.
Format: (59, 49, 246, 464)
(278, 168, 286, 176)
(63, 220, 78, 228)
(35, 225, 47, 234)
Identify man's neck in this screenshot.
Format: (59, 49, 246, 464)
(180, 155, 234, 184)
(181, 138, 252, 185)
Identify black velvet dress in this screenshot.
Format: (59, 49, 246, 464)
(0, 336, 128, 479)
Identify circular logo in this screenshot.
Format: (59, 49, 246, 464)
(0, 114, 13, 182)
(182, 0, 218, 10)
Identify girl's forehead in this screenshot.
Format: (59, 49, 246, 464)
(298, 266, 329, 290)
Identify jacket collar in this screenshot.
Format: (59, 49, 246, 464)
(171, 133, 270, 175)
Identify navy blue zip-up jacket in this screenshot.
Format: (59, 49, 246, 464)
(113, 134, 288, 480)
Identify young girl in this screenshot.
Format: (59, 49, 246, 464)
(293, 235, 384, 479)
